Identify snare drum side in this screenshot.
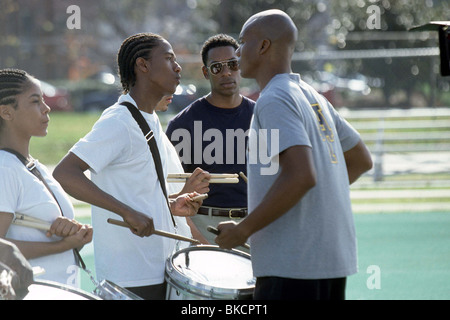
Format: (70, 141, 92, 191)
(165, 245, 255, 300)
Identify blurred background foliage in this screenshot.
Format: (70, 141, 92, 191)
(1, 0, 449, 111)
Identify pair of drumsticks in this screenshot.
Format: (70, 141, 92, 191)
(13, 172, 250, 247)
(167, 172, 248, 184)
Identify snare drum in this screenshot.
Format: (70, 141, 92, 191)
(23, 280, 100, 300)
(165, 245, 255, 300)
(93, 279, 143, 300)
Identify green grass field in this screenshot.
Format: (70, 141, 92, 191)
(29, 112, 102, 165)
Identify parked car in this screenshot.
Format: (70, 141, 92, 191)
(170, 84, 198, 112)
(40, 80, 72, 111)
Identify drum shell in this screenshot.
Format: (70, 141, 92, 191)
(165, 245, 255, 300)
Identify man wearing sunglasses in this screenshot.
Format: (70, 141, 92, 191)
(166, 34, 255, 245)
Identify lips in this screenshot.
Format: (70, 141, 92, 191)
(221, 81, 236, 88)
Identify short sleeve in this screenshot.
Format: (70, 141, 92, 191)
(0, 168, 20, 215)
(254, 94, 312, 159)
(70, 114, 131, 174)
(326, 100, 361, 152)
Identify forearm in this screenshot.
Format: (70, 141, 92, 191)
(62, 172, 132, 219)
(237, 167, 314, 238)
(4, 238, 71, 260)
(54, 159, 134, 220)
(238, 146, 316, 238)
(344, 140, 373, 184)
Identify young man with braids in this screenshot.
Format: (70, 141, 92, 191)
(166, 34, 255, 244)
(53, 33, 210, 299)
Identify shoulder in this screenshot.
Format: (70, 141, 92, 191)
(91, 103, 134, 133)
(0, 152, 23, 171)
(242, 96, 256, 111)
(0, 153, 24, 187)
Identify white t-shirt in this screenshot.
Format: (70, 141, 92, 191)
(0, 151, 78, 286)
(165, 138, 193, 250)
(70, 94, 184, 287)
(248, 73, 361, 279)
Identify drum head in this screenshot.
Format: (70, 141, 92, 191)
(166, 246, 255, 300)
(23, 280, 100, 300)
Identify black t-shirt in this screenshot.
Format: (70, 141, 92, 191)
(166, 96, 255, 208)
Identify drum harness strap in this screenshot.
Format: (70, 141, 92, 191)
(121, 102, 177, 229)
(0, 148, 92, 277)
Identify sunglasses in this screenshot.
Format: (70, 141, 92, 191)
(206, 59, 239, 75)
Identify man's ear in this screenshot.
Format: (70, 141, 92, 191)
(0, 105, 14, 121)
(135, 57, 150, 74)
(259, 39, 271, 55)
(202, 65, 210, 80)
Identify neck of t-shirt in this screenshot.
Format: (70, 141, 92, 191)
(206, 93, 243, 110)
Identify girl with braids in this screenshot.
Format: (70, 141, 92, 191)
(0, 69, 93, 288)
(53, 33, 210, 299)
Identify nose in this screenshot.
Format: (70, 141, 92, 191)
(42, 100, 51, 113)
(175, 61, 182, 73)
(222, 63, 232, 75)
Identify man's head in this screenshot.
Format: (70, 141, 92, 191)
(117, 33, 181, 96)
(236, 9, 298, 80)
(201, 34, 241, 97)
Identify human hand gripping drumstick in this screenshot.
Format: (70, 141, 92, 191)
(207, 226, 250, 250)
(107, 219, 201, 245)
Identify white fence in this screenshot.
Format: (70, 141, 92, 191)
(340, 107, 450, 181)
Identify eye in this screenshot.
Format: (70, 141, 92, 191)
(210, 63, 222, 75)
(228, 60, 239, 70)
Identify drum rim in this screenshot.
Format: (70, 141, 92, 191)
(165, 245, 254, 300)
(95, 279, 143, 300)
(29, 279, 101, 300)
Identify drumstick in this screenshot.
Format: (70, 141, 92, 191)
(167, 173, 239, 184)
(239, 172, 248, 183)
(167, 178, 239, 184)
(190, 194, 208, 202)
(12, 213, 51, 231)
(107, 218, 200, 245)
(168, 173, 238, 179)
(206, 226, 250, 250)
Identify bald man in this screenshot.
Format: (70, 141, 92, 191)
(215, 10, 373, 300)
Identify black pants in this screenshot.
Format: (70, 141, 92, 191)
(125, 282, 167, 300)
(254, 277, 347, 300)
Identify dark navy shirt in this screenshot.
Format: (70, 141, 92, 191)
(166, 96, 255, 208)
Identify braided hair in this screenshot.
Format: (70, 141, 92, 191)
(117, 33, 165, 94)
(0, 69, 34, 132)
(0, 68, 32, 108)
(201, 34, 239, 66)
